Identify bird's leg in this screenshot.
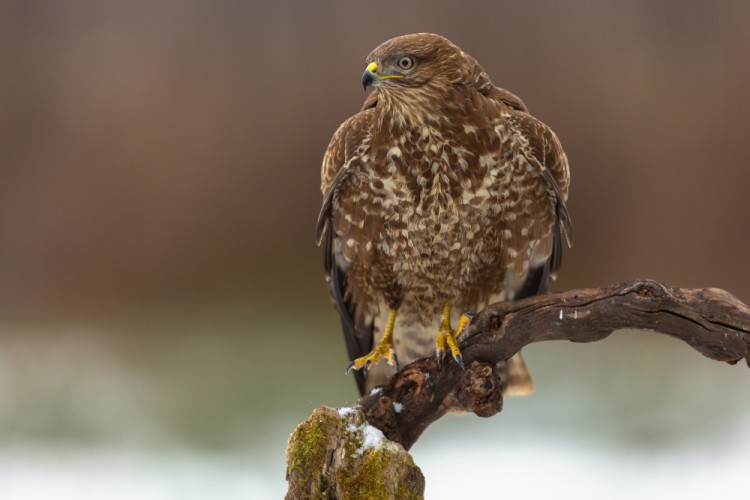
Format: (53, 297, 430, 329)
(435, 302, 466, 369)
(346, 309, 399, 373)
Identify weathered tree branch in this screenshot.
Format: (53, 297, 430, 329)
(286, 279, 750, 499)
(360, 279, 750, 449)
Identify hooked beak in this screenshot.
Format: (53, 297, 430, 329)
(361, 62, 378, 91)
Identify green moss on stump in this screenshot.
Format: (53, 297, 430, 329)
(286, 406, 424, 499)
(286, 407, 342, 498)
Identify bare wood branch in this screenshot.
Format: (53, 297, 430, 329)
(286, 279, 750, 499)
(357, 279, 750, 450)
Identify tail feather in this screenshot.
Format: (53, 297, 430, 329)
(499, 353, 534, 396)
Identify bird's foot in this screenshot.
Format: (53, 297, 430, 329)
(346, 339, 399, 374)
(455, 312, 475, 340)
(435, 311, 474, 370)
(346, 309, 399, 374)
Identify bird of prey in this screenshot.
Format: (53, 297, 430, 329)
(317, 33, 572, 396)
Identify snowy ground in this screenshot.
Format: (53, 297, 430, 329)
(2, 424, 749, 500)
(416, 424, 750, 499)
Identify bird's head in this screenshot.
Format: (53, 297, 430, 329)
(361, 33, 484, 94)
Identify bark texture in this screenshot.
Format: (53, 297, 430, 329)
(287, 279, 750, 498)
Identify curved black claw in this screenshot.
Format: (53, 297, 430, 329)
(345, 359, 372, 374)
(436, 349, 444, 369)
(392, 352, 400, 372)
(453, 353, 465, 370)
(463, 312, 477, 320)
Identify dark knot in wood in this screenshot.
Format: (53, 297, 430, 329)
(451, 361, 504, 417)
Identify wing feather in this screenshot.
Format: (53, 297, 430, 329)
(509, 110, 572, 244)
(502, 109, 572, 295)
(317, 109, 376, 394)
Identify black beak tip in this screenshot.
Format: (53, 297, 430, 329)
(362, 70, 377, 91)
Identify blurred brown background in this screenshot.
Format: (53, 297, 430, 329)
(3, 0, 750, 317)
(1, 1, 749, 498)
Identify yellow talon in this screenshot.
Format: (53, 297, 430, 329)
(435, 327, 447, 362)
(347, 309, 399, 372)
(446, 331, 461, 359)
(455, 313, 473, 340)
(435, 302, 467, 369)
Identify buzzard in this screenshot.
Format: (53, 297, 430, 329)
(317, 33, 572, 395)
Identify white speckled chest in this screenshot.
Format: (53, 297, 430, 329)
(334, 118, 549, 324)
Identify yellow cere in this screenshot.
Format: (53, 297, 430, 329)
(365, 61, 403, 80)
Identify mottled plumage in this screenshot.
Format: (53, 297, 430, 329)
(317, 33, 571, 394)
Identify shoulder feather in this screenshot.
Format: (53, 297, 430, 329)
(316, 108, 374, 245)
(507, 110, 573, 247)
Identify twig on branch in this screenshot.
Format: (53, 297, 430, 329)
(358, 279, 750, 450)
(286, 279, 750, 499)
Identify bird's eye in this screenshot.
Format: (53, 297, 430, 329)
(398, 56, 414, 70)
